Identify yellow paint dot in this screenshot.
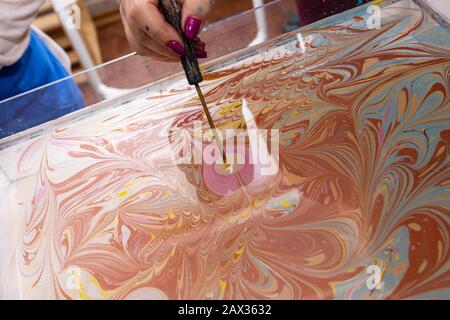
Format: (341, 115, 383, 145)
(168, 211, 177, 220)
(118, 191, 128, 198)
(219, 278, 227, 297)
(234, 247, 245, 260)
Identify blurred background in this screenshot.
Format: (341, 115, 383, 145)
(32, 0, 375, 105)
(33, 0, 297, 104)
(34, 0, 283, 74)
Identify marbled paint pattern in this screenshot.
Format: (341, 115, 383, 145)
(0, 0, 449, 299)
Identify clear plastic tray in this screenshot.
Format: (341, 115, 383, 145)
(1, 0, 449, 300)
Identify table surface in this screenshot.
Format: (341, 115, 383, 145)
(0, 0, 449, 299)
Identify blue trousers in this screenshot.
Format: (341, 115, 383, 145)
(0, 30, 84, 139)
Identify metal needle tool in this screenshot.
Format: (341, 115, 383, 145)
(160, 0, 227, 164)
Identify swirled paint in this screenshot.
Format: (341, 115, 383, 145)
(0, 0, 449, 299)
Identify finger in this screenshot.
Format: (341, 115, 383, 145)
(192, 37, 207, 58)
(182, 0, 216, 40)
(123, 17, 174, 61)
(192, 37, 206, 50)
(195, 48, 207, 59)
(141, 42, 180, 61)
(137, 29, 180, 59)
(132, 1, 186, 56)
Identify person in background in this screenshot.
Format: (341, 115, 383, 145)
(0, 0, 212, 139)
(0, 0, 85, 138)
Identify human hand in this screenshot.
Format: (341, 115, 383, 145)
(120, 0, 215, 61)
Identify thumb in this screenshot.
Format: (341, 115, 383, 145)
(181, 0, 216, 40)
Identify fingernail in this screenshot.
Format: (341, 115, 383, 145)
(194, 41, 206, 52)
(184, 16, 202, 40)
(166, 40, 185, 56)
(195, 49, 208, 59)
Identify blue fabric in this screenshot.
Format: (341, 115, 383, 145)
(0, 30, 84, 139)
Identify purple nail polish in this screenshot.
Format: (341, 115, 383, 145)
(195, 49, 208, 59)
(166, 40, 185, 56)
(193, 41, 206, 52)
(184, 16, 202, 40)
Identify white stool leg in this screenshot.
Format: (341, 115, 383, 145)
(248, 0, 269, 47)
(51, 0, 127, 99)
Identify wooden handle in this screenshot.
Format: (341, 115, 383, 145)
(160, 0, 203, 85)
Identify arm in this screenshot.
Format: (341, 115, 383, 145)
(0, 0, 46, 67)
